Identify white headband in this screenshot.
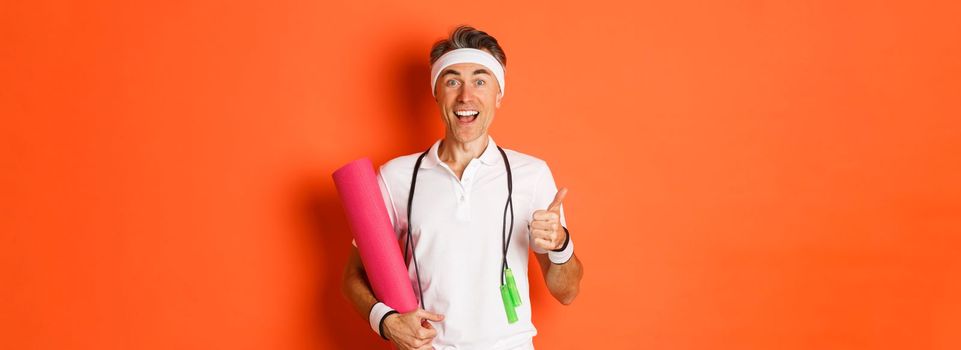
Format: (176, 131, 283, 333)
(430, 48, 505, 97)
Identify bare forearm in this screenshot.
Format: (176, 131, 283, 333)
(539, 253, 583, 305)
(342, 249, 378, 319)
(343, 249, 440, 348)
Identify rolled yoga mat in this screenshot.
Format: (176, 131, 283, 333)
(332, 158, 418, 313)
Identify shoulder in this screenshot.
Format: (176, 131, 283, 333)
(378, 151, 426, 182)
(499, 147, 551, 176)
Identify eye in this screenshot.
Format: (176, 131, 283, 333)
(446, 79, 460, 87)
(476, 79, 486, 86)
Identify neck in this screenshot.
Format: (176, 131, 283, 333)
(438, 135, 489, 170)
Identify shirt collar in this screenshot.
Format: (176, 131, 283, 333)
(421, 136, 500, 169)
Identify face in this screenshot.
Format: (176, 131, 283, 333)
(434, 62, 503, 144)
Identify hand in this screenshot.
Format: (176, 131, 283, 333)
(531, 188, 568, 251)
(383, 308, 444, 350)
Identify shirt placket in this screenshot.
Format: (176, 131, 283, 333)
(454, 160, 481, 221)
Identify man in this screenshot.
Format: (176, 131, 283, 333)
(342, 25, 583, 350)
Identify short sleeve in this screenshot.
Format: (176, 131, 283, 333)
(351, 170, 400, 247)
(529, 163, 568, 254)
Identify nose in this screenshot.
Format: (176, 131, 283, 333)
(456, 83, 474, 103)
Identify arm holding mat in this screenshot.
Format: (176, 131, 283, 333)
(334, 158, 418, 336)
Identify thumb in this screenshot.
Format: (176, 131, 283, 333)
(418, 309, 445, 322)
(547, 187, 568, 212)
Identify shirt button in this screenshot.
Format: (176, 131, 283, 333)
(460, 195, 465, 201)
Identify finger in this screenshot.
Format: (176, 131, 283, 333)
(532, 210, 547, 220)
(529, 227, 546, 237)
(530, 228, 556, 241)
(533, 221, 558, 231)
(532, 225, 557, 235)
(530, 227, 556, 239)
(532, 211, 559, 221)
(422, 327, 437, 339)
(530, 220, 555, 230)
(534, 237, 555, 249)
(547, 187, 568, 211)
(418, 309, 445, 322)
(416, 327, 436, 340)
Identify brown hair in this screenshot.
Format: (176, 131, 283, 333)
(429, 25, 507, 68)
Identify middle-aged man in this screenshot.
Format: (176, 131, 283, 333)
(342, 25, 584, 350)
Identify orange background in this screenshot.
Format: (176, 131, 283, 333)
(2, 1, 960, 349)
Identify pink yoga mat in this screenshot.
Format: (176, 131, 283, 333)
(333, 158, 417, 313)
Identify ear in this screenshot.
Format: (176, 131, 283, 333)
(495, 93, 503, 108)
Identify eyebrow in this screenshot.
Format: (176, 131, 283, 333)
(440, 68, 493, 78)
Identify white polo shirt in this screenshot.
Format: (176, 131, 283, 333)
(360, 136, 567, 350)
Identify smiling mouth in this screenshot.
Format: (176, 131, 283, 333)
(454, 110, 479, 123)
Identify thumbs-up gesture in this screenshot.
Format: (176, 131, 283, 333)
(531, 188, 568, 251)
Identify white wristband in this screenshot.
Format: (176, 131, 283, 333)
(368, 302, 395, 338)
(548, 235, 574, 264)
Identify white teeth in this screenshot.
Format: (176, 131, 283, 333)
(455, 110, 479, 117)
